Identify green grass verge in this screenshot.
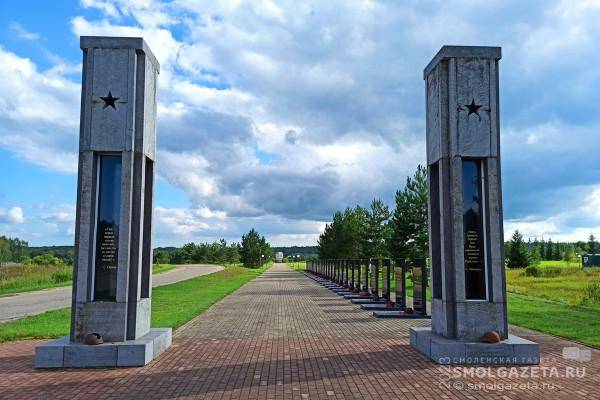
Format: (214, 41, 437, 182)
(507, 292, 600, 348)
(151, 265, 268, 329)
(152, 264, 178, 275)
(0, 265, 268, 343)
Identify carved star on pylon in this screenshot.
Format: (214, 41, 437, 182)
(100, 91, 119, 110)
(464, 99, 482, 117)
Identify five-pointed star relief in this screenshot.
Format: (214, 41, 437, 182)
(464, 99, 482, 116)
(100, 91, 119, 109)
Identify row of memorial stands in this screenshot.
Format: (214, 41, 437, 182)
(304, 259, 429, 319)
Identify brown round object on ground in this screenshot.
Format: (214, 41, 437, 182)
(481, 331, 501, 343)
(84, 333, 104, 345)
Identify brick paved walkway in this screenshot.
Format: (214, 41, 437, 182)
(1, 264, 598, 399)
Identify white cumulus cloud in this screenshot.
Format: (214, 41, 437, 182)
(0, 207, 25, 224)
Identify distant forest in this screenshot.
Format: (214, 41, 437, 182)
(272, 246, 318, 260)
(0, 234, 318, 267)
(3, 230, 594, 269)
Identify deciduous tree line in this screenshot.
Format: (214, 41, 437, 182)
(153, 228, 273, 269)
(317, 165, 428, 261)
(154, 239, 241, 266)
(0, 236, 29, 266)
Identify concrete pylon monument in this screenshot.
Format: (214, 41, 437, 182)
(35, 36, 171, 368)
(410, 46, 539, 365)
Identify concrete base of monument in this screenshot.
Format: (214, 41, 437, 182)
(334, 289, 353, 294)
(373, 310, 430, 319)
(360, 302, 400, 311)
(410, 327, 539, 365)
(330, 288, 350, 293)
(343, 294, 368, 299)
(350, 298, 386, 305)
(34, 328, 172, 369)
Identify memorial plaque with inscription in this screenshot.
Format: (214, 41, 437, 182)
(356, 260, 362, 291)
(462, 160, 486, 300)
(412, 262, 425, 314)
(363, 260, 369, 291)
(94, 155, 122, 301)
(394, 259, 406, 308)
(382, 259, 390, 300)
(370, 259, 379, 299)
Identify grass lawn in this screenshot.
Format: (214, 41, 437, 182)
(539, 260, 581, 268)
(507, 292, 600, 347)
(0, 265, 268, 343)
(0, 263, 178, 297)
(506, 266, 600, 307)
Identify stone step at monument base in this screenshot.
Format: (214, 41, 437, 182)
(410, 327, 539, 365)
(373, 310, 430, 319)
(308, 276, 325, 282)
(333, 291, 353, 296)
(35, 328, 172, 369)
(330, 288, 349, 293)
(350, 298, 386, 305)
(359, 302, 399, 311)
(343, 294, 369, 299)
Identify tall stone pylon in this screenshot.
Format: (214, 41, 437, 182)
(35, 37, 171, 368)
(411, 46, 539, 365)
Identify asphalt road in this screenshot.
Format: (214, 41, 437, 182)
(0, 264, 223, 323)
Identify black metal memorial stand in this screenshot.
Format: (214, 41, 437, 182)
(373, 258, 430, 319)
(371, 259, 379, 301)
(394, 258, 406, 309)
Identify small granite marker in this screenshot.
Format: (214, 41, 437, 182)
(410, 45, 539, 365)
(35, 36, 172, 368)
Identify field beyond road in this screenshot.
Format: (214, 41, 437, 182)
(0, 263, 177, 296)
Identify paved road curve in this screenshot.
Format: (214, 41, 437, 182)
(0, 264, 223, 322)
(1, 263, 598, 400)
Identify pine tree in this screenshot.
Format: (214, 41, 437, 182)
(390, 165, 428, 260)
(545, 239, 554, 260)
(588, 233, 598, 254)
(507, 230, 529, 268)
(529, 245, 542, 267)
(363, 199, 391, 259)
(240, 228, 270, 268)
(540, 239, 546, 261)
(529, 238, 541, 266)
(552, 242, 561, 260)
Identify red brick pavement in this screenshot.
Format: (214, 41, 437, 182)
(0, 264, 598, 399)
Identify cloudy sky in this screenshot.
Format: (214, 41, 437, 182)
(0, 0, 599, 247)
